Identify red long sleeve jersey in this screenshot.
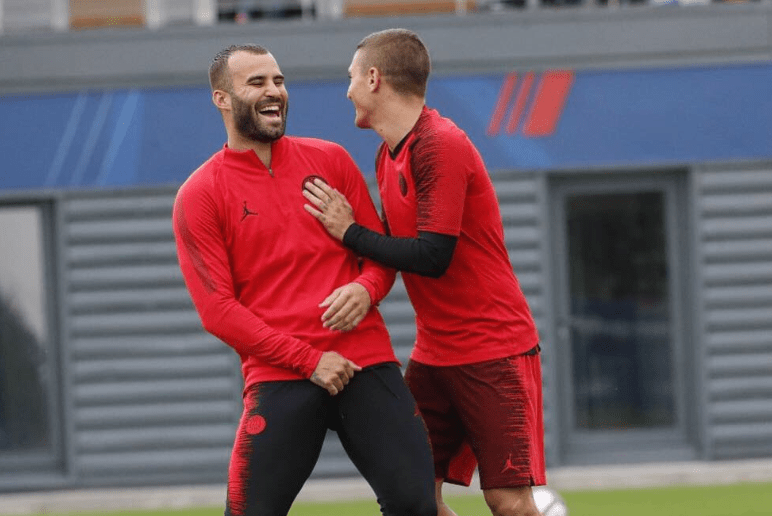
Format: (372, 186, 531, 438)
(173, 137, 398, 388)
(377, 107, 539, 366)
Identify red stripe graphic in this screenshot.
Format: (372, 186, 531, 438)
(505, 71, 535, 135)
(486, 72, 518, 136)
(521, 70, 574, 137)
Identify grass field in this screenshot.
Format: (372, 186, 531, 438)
(36, 482, 772, 516)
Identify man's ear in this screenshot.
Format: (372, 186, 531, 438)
(367, 67, 381, 92)
(212, 89, 230, 111)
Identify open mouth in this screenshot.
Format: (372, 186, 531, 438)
(258, 104, 282, 120)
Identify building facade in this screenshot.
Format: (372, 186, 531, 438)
(1, 3, 772, 492)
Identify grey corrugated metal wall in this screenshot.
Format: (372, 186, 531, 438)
(62, 189, 239, 486)
(695, 163, 772, 461)
(490, 171, 554, 464)
(55, 170, 548, 486)
(59, 186, 421, 486)
(32, 161, 772, 487)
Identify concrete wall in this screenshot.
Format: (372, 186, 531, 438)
(1, 4, 771, 95)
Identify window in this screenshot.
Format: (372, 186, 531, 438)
(566, 191, 674, 429)
(0, 203, 61, 474)
(552, 173, 695, 465)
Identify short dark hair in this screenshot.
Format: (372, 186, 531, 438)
(356, 28, 430, 98)
(209, 44, 270, 92)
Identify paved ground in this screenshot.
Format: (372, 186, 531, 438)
(2, 458, 772, 515)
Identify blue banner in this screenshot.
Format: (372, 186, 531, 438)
(1, 62, 771, 190)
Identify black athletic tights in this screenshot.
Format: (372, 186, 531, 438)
(224, 363, 437, 516)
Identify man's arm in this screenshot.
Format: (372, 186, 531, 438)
(304, 178, 457, 278)
(345, 225, 456, 279)
(306, 149, 399, 333)
(173, 179, 358, 394)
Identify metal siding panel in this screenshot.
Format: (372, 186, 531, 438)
(494, 171, 552, 466)
(698, 164, 772, 459)
(709, 376, 772, 400)
(59, 171, 548, 486)
(73, 378, 236, 406)
(704, 238, 772, 256)
(705, 285, 772, 307)
(76, 401, 238, 428)
(77, 448, 232, 481)
(376, 297, 418, 320)
(704, 309, 772, 333)
(76, 425, 236, 452)
(700, 169, 772, 190)
(66, 219, 174, 242)
(503, 226, 541, 247)
(72, 333, 220, 359)
(493, 178, 540, 200)
(67, 241, 179, 265)
(701, 215, 772, 240)
(703, 262, 772, 287)
(499, 203, 540, 223)
(70, 310, 203, 336)
(70, 287, 193, 312)
(707, 354, 772, 377)
(515, 271, 543, 295)
(62, 188, 241, 487)
(706, 329, 772, 354)
(380, 276, 415, 362)
(64, 194, 176, 217)
(710, 400, 772, 423)
(72, 355, 235, 382)
(712, 423, 772, 441)
(69, 264, 184, 288)
(701, 192, 772, 214)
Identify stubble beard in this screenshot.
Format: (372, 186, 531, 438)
(232, 93, 288, 143)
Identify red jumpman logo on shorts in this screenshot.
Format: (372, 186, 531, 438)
(501, 454, 517, 474)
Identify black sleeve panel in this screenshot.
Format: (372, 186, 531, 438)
(342, 224, 457, 278)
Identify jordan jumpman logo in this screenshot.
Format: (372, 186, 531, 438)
(241, 201, 258, 221)
(501, 453, 518, 474)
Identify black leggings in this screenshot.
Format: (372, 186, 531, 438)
(225, 363, 437, 516)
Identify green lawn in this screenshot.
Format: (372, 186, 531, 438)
(36, 482, 772, 516)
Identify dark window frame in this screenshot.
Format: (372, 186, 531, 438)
(0, 196, 65, 483)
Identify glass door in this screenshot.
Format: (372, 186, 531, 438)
(552, 174, 694, 464)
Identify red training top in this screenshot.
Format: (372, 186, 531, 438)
(173, 136, 398, 389)
(376, 107, 539, 366)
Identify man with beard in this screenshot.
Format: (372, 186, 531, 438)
(172, 45, 437, 516)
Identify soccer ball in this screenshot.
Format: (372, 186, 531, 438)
(532, 486, 569, 516)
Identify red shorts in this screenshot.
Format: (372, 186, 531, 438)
(405, 352, 546, 490)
